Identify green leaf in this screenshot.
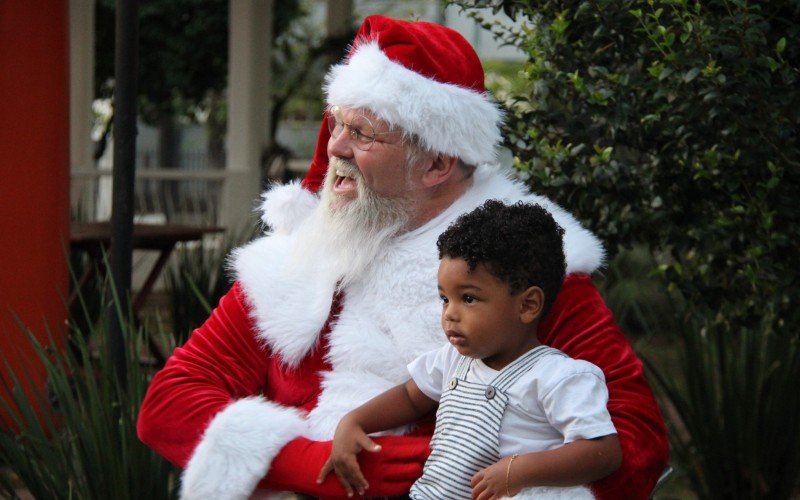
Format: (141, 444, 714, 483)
(776, 37, 786, 54)
(766, 177, 779, 190)
(648, 62, 666, 78)
(766, 56, 779, 72)
(683, 67, 701, 82)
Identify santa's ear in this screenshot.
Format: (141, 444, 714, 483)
(420, 154, 459, 188)
(519, 286, 544, 324)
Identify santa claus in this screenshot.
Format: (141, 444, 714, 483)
(138, 15, 668, 500)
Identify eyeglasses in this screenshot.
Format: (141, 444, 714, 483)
(327, 105, 396, 151)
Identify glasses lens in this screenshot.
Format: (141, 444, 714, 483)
(327, 112, 342, 138)
(350, 115, 376, 150)
(326, 107, 380, 151)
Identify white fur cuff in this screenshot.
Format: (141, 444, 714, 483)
(180, 397, 307, 500)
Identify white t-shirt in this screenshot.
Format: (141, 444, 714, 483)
(407, 344, 616, 457)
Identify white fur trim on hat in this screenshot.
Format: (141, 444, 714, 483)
(179, 397, 307, 500)
(324, 41, 503, 166)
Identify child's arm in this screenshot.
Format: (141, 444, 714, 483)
(317, 379, 437, 497)
(471, 434, 622, 499)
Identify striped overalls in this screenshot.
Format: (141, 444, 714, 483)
(410, 347, 563, 499)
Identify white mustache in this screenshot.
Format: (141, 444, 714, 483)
(329, 157, 361, 180)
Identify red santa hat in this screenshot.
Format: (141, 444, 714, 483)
(301, 15, 502, 192)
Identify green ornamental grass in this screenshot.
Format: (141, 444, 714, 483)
(0, 284, 178, 499)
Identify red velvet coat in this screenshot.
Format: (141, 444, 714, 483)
(138, 167, 668, 499)
(138, 275, 667, 499)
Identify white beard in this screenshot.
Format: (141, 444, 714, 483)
(289, 157, 412, 289)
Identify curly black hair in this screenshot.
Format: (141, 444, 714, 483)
(436, 200, 566, 318)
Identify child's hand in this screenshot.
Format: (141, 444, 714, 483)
(471, 456, 519, 499)
(317, 417, 383, 497)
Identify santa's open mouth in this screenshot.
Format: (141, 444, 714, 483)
(333, 169, 358, 192)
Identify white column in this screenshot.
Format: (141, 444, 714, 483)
(222, 0, 273, 234)
(69, 0, 96, 218)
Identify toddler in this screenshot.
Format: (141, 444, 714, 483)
(318, 200, 621, 499)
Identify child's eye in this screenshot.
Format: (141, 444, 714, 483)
(463, 295, 477, 304)
(439, 295, 449, 304)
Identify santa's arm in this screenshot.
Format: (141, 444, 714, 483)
(538, 274, 669, 500)
(139, 282, 429, 499)
(260, 432, 431, 498)
(137, 282, 307, 499)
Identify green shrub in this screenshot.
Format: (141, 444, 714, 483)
(452, 1, 800, 498)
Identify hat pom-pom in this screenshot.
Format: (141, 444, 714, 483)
(259, 181, 318, 235)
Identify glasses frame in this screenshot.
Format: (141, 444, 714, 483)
(327, 105, 397, 151)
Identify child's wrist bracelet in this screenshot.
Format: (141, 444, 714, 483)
(506, 453, 519, 497)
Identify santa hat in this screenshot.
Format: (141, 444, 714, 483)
(301, 15, 502, 192)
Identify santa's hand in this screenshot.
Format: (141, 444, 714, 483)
(356, 434, 429, 491)
(262, 433, 430, 497)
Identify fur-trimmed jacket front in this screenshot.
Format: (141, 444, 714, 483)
(137, 166, 668, 500)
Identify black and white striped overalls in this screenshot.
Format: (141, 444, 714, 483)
(410, 347, 563, 499)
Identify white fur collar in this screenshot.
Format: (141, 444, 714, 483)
(232, 166, 605, 439)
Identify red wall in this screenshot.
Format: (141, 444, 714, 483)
(0, 1, 70, 427)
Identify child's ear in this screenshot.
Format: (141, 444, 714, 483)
(519, 286, 544, 324)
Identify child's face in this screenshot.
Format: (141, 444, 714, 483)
(437, 257, 542, 370)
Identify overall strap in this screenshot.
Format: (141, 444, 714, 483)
(414, 354, 509, 500)
(492, 346, 564, 391)
(453, 353, 472, 379)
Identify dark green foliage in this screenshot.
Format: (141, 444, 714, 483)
(598, 246, 679, 338)
(647, 320, 800, 499)
(163, 231, 250, 346)
(270, 13, 355, 129)
(450, 1, 800, 498)
(0, 296, 178, 499)
(95, 0, 304, 124)
(95, 0, 230, 123)
(67, 249, 104, 352)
